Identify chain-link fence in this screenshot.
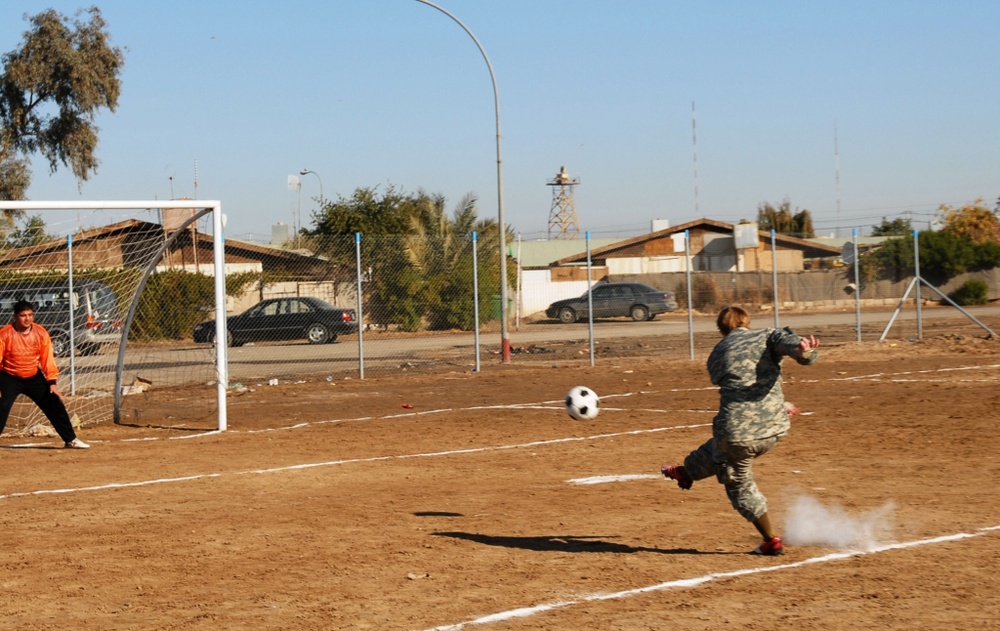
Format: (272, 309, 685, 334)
(1, 213, 997, 435)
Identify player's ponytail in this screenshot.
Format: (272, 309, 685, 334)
(716, 306, 750, 336)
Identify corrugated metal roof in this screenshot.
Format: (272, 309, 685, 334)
(513, 238, 622, 268)
(512, 228, 885, 269)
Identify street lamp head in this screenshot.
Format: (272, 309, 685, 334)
(300, 168, 311, 175)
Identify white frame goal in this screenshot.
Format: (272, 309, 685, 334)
(0, 200, 229, 432)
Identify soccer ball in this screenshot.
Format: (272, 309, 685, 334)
(565, 386, 600, 421)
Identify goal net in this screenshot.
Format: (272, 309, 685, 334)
(0, 200, 228, 437)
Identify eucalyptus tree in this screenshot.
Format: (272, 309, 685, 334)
(0, 7, 124, 236)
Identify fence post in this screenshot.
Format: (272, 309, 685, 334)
(914, 229, 922, 340)
(853, 227, 861, 342)
(67, 234, 77, 395)
(686, 229, 694, 360)
(771, 229, 779, 328)
(586, 231, 595, 367)
(472, 231, 481, 372)
(515, 233, 521, 331)
(355, 232, 365, 379)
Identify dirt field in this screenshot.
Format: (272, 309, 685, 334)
(2, 316, 999, 630)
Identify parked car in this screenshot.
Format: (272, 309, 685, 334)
(0, 279, 122, 356)
(545, 282, 678, 324)
(193, 297, 358, 346)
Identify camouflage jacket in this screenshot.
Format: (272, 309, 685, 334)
(707, 326, 819, 443)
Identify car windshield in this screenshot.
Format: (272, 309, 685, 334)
(84, 284, 118, 318)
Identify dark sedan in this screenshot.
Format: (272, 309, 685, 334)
(193, 297, 358, 346)
(545, 282, 678, 324)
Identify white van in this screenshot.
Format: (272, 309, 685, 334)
(0, 280, 123, 356)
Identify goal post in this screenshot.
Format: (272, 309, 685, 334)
(0, 200, 229, 433)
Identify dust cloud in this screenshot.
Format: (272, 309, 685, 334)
(783, 495, 895, 550)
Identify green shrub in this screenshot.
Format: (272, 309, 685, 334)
(674, 275, 722, 312)
(851, 230, 1000, 288)
(949, 279, 989, 306)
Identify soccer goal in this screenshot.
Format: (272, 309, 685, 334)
(0, 200, 229, 435)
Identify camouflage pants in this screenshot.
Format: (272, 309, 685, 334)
(682, 433, 786, 521)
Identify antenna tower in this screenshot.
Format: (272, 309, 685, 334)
(547, 166, 581, 239)
(692, 101, 700, 216)
(834, 122, 841, 238)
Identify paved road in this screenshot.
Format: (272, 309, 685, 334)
(88, 303, 999, 388)
(487, 303, 999, 348)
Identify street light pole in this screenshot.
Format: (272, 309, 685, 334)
(299, 168, 324, 209)
(413, 0, 511, 363)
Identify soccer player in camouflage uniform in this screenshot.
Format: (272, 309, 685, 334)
(661, 306, 819, 556)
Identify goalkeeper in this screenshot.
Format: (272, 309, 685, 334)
(0, 300, 89, 449)
(661, 306, 819, 556)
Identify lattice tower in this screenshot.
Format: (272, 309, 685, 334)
(547, 166, 581, 239)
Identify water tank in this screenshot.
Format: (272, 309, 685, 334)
(733, 222, 760, 249)
(272, 222, 290, 245)
(651, 219, 670, 233)
(162, 206, 195, 234)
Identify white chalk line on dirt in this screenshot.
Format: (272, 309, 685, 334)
(234, 393, 715, 436)
(238, 422, 711, 475)
(29, 361, 989, 446)
(0, 473, 222, 500)
(4, 360, 994, 496)
(189, 362, 1000, 439)
(417, 525, 1000, 631)
(804, 363, 1000, 383)
(0, 422, 711, 501)
(567, 474, 662, 485)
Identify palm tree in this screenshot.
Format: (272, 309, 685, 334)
(402, 191, 508, 330)
(404, 191, 482, 274)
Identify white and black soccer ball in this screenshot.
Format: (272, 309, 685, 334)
(565, 386, 600, 421)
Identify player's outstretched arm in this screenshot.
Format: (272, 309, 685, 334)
(799, 335, 820, 353)
(791, 333, 820, 365)
(771, 329, 820, 364)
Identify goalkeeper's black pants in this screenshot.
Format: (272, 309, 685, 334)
(0, 370, 77, 443)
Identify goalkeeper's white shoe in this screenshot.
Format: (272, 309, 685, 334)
(65, 438, 90, 449)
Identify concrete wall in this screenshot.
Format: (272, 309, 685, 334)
(612, 268, 1000, 311)
(518, 269, 597, 317)
(515, 266, 1000, 320)
(229, 280, 356, 316)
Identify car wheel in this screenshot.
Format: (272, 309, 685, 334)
(77, 343, 100, 356)
(208, 330, 235, 347)
(558, 307, 577, 324)
(307, 323, 330, 344)
(630, 305, 649, 322)
(50, 332, 71, 357)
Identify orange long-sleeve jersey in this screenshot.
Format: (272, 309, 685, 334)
(0, 323, 59, 383)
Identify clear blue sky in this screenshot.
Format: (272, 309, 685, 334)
(3, 1, 998, 242)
